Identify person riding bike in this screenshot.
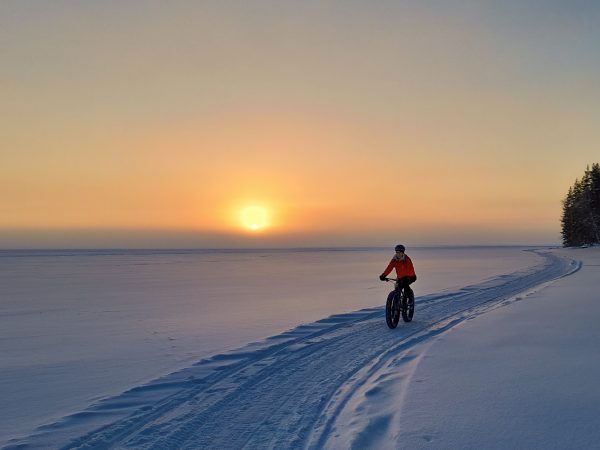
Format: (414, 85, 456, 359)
(379, 244, 417, 298)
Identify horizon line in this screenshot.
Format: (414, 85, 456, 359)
(0, 244, 559, 253)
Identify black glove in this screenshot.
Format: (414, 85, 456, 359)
(379, 274, 386, 281)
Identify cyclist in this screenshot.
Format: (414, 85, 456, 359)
(379, 244, 417, 297)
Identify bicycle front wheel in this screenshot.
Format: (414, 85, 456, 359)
(386, 291, 400, 329)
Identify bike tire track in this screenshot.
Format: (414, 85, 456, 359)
(5, 251, 579, 450)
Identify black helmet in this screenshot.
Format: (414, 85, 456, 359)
(394, 244, 406, 252)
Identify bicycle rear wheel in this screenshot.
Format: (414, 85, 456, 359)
(401, 289, 415, 322)
(386, 291, 400, 329)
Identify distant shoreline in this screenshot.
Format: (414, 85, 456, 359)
(0, 245, 557, 257)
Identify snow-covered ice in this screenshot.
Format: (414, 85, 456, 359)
(0, 246, 538, 446)
(4, 246, 594, 449)
(357, 247, 600, 449)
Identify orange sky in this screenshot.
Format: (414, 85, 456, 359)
(2, 1, 599, 247)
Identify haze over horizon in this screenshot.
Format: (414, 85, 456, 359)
(2, 1, 599, 248)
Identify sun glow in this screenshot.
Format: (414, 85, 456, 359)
(240, 206, 270, 231)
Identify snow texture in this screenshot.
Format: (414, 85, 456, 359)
(3, 248, 588, 449)
(0, 246, 538, 444)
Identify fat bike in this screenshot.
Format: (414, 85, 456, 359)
(384, 278, 415, 329)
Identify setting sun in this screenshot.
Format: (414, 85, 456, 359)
(240, 206, 270, 232)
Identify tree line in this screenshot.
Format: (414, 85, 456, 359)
(561, 163, 600, 247)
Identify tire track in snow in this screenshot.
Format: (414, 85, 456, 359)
(308, 251, 580, 449)
(5, 251, 579, 450)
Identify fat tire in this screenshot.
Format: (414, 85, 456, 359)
(402, 289, 415, 322)
(386, 291, 400, 329)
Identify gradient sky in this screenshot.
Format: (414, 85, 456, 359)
(2, 1, 599, 248)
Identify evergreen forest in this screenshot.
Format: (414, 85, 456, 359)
(561, 163, 600, 247)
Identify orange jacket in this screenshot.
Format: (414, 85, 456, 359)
(382, 254, 416, 278)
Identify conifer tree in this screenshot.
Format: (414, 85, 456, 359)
(561, 163, 600, 247)
(561, 186, 576, 246)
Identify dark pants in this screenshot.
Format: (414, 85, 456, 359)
(398, 276, 417, 297)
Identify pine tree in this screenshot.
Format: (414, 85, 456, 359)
(589, 163, 600, 241)
(561, 163, 600, 247)
(561, 186, 575, 246)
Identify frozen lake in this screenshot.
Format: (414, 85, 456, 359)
(0, 246, 540, 444)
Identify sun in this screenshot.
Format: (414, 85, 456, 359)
(240, 206, 270, 231)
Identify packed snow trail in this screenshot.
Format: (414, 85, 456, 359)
(4, 250, 579, 450)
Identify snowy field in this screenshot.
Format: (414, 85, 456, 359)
(2, 246, 586, 449)
(379, 247, 600, 449)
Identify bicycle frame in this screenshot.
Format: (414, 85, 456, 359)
(383, 277, 414, 327)
(383, 277, 404, 292)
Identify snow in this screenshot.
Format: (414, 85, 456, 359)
(317, 248, 599, 449)
(4, 247, 595, 449)
(367, 247, 600, 449)
(0, 246, 539, 447)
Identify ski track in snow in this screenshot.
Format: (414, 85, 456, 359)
(4, 250, 581, 450)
